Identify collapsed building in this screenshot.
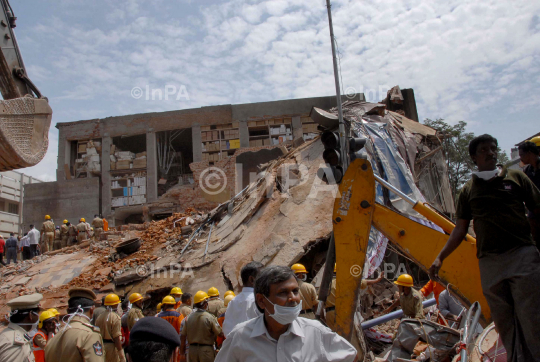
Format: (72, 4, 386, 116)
(3, 87, 486, 360)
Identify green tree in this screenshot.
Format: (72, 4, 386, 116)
(423, 119, 511, 200)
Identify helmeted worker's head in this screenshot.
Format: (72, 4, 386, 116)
(129, 293, 144, 308)
(291, 263, 308, 281)
(255, 266, 301, 326)
(39, 310, 57, 334)
(469, 134, 498, 171)
(224, 295, 235, 307)
(170, 287, 182, 302)
(394, 274, 414, 296)
(67, 288, 96, 318)
(45, 215, 51, 220)
(207, 287, 219, 299)
(518, 140, 539, 167)
(126, 317, 180, 362)
(181, 293, 192, 306)
(80, 218, 85, 223)
(240, 261, 264, 288)
(161, 296, 176, 311)
(193, 291, 209, 310)
(63, 219, 68, 224)
(224, 290, 235, 298)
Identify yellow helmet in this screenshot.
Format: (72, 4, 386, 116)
(39, 311, 56, 329)
(224, 295, 235, 307)
(63, 219, 68, 224)
(156, 303, 162, 312)
(162, 296, 176, 305)
(207, 287, 219, 297)
(80, 218, 86, 222)
(529, 136, 540, 147)
(104, 293, 121, 306)
(170, 287, 183, 295)
(45, 215, 51, 220)
(224, 290, 235, 298)
(291, 263, 307, 274)
(334, 264, 336, 273)
(194, 291, 209, 304)
(48, 308, 60, 316)
(129, 293, 143, 304)
(394, 274, 414, 288)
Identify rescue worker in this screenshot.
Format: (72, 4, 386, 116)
(60, 219, 70, 248)
(291, 263, 318, 319)
(224, 290, 235, 298)
(40, 215, 55, 253)
(178, 293, 193, 318)
(431, 134, 540, 361)
(92, 214, 104, 242)
(0, 293, 42, 362)
(170, 287, 183, 309)
(45, 287, 104, 361)
(33, 310, 56, 362)
(77, 218, 89, 243)
(53, 226, 62, 250)
(47, 308, 61, 332)
(155, 303, 162, 317)
(383, 274, 424, 319)
(420, 278, 446, 305)
(126, 293, 144, 331)
(180, 291, 223, 362)
(206, 287, 224, 317)
(92, 297, 108, 325)
(216, 294, 234, 349)
(158, 296, 183, 333)
(67, 221, 78, 246)
(95, 294, 126, 362)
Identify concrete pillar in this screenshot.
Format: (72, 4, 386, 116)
(239, 120, 249, 148)
(101, 135, 112, 219)
(18, 172, 23, 235)
(192, 124, 202, 162)
(56, 133, 71, 180)
(146, 131, 158, 202)
(292, 116, 303, 140)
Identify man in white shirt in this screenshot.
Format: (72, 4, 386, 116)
(216, 266, 358, 362)
(222, 261, 263, 337)
(27, 225, 40, 257)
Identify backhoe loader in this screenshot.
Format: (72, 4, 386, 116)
(0, 0, 52, 171)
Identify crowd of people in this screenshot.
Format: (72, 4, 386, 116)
(0, 214, 108, 265)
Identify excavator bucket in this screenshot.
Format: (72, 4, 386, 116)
(0, 97, 52, 170)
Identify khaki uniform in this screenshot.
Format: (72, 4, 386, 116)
(0, 322, 35, 362)
(178, 305, 193, 318)
(60, 224, 69, 248)
(127, 307, 144, 331)
(95, 310, 124, 362)
(91, 218, 104, 241)
(399, 288, 424, 319)
(40, 220, 55, 253)
(68, 225, 78, 246)
(216, 307, 227, 317)
(44, 315, 104, 362)
(181, 309, 221, 362)
(206, 298, 224, 318)
(76, 222, 89, 243)
(298, 280, 318, 319)
(53, 229, 62, 250)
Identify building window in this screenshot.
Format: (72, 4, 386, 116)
(8, 203, 18, 215)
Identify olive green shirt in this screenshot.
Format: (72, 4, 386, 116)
(399, 288, 424, 319)
(207, 298, 225, 318)
(456, 168, 540, 258)
(181, 309, 221, 345)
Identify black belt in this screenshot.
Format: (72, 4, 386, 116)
(103, 339, 115, 344)
(299, 308, 313, 315)
(190, 343, 213, 347)
(326, 307, 335, 312)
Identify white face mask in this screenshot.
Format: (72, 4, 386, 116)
(298, 275, 307, 282)
(472, 168, 500, 181)
(174, 297, 181, 303)
(264, 296, 302, 325)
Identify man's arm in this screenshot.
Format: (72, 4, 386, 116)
(429, 219, 470, 280)
(179, 334, 187, 361)
(382, 299, 400, 314)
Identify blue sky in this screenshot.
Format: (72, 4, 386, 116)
(14, 0, 540, 181)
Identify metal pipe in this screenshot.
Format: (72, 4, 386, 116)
(180, 223, 206, 256)
(460, 301, 481, 362)
(373, 174, 416, 206)
(325, 0, 348, 172)
(361, 298, 437, 329)
(203, 222, 214, 262)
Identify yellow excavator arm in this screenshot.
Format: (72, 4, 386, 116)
(332, 159, 488, 342)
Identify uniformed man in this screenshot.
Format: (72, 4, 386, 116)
(170, 287, 183, 309)
(125, 317, 180, 362)
(91, 297, 108, 326)
(383, 274, 424, 319)
(40, 215, 55, 253)
(157, 296, 183, 333)
(216, 294, 234, 349)
(60, 220, 70, 248)
(92, 214, 104, 241)
(180, 291, 223, 362)
(45, 287, 104, 362)
(177, 293, 193, 318)
(291, 263, 318, 319)
(77, 218, 89, 243)
(95, 294, 126, 362)
(67, 221, 78, 246)
(206, 287, 224, 318)
(33, 310, 56, 362)
(0, 293, 42, 362)
(53, 226, 62, 250)
(126, 293, 145, 331)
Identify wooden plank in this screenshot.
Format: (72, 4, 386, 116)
(64, 164, 72, 180)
